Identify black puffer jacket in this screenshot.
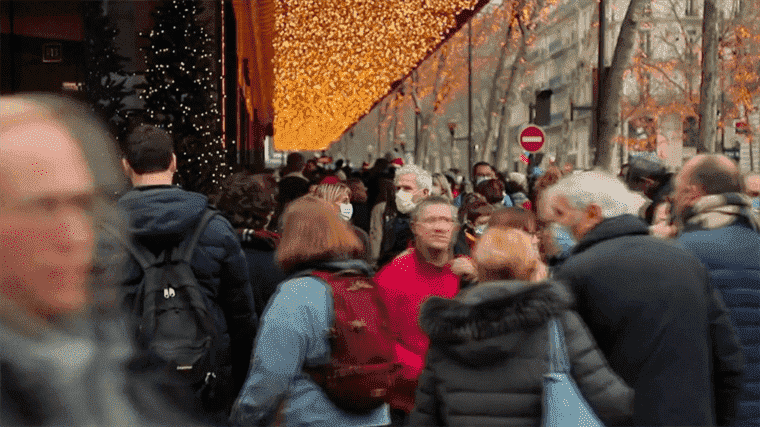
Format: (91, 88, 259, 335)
(409, 280, 634, 427)
(115, 185, 257, 417)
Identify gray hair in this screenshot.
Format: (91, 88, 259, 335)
(543, 171, 639, 219)
(395, 164, 433, 192)
(410, 195, 459, 225)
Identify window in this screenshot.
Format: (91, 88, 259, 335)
(685, 0, 697, 16)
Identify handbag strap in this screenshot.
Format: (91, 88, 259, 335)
(548, 317, 571, 374)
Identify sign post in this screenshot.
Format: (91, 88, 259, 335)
(519, 125, 545, 152)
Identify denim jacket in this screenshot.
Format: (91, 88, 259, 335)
(230, 259, 390, 427)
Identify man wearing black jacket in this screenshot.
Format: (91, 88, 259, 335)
(118, 124, 257, 423)
(541, 171, 745, 426)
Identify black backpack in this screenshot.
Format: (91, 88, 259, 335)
(108, 209, 220, 390)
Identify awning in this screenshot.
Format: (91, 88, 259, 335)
(234, 0, 489, 152)
(233, 0, 276, 128)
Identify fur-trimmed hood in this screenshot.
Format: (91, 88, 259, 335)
(419, 280, 572, 366)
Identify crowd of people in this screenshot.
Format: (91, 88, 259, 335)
(1, 93, 759, 427)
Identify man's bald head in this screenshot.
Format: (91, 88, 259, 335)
(680, 154, 742, 195)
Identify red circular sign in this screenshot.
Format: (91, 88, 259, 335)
(519, 125, 545, 152)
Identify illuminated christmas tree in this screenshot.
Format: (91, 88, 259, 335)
(141, 0, 229, 195)
(83, 0, 132, 141)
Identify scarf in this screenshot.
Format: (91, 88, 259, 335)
(682, 192, 760, 232)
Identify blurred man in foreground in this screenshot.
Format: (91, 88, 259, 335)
(0, 94, 187, 425)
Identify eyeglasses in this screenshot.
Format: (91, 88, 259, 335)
(418, 216, 457, 227)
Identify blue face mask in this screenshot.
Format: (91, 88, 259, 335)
(752, 197, 760, 210)
(473, 224, 487, 236)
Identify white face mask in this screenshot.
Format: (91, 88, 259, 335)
(475, 176, 490, 186)
(339, 203, 353, 222)
(473, 224, 487, 236)
(395, 190, 417, 214)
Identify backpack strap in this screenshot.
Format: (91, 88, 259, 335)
(174, 208, 218, 263)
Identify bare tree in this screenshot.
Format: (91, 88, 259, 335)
(411, 44, 459, 168)
(595, 0, 649, 171)
(478, 0, 533, 164)
(698, 0, 720, 153)
(495, 14, 534, 171)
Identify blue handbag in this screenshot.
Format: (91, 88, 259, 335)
(541, 317, 605, 427)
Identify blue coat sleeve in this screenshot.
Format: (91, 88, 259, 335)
(229, 277, 330, 426)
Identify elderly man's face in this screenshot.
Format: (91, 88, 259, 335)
(412, 203, 458, 252)
(0, 121, 96, 318)
(540, 192, 600, 241)
(671, 158, 704, 220)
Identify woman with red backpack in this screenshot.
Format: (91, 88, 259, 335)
(230, 196, 394, 427)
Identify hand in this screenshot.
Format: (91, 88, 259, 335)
(450, 256, 477, 281)
(649, 221, 677, 239)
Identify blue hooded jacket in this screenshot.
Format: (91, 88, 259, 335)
(230, 258, 390, 427)
(116, 185, 257, 404)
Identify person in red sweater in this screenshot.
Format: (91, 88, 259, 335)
(375, 195, 473, 426)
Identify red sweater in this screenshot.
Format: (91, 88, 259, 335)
(375, 249, 460, 412)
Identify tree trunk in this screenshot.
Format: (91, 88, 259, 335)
(594, 0, 647, 171)
(497, 106, 515, 171)
(479, 16, 517, 163)
(698, 0, 719, 153)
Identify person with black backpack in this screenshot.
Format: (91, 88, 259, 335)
(230, 195, 396, 427)
(116, 124, 258, 424)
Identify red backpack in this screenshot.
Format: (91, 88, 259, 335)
(302, 269, 402, 414)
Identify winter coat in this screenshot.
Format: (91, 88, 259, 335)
(408, 280, 634, 426)
(553, 214, 745, 426)
(115, 185, 258, 410)
(679, 221, 760, 426)
(370, 201, 414, 268)
(230, 259, 390, 427)
(239, 228, 287, 320)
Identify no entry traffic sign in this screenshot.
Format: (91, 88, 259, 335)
(519, 125, 545, 153)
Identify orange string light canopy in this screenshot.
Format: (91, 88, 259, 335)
(271, 0, 481, 151)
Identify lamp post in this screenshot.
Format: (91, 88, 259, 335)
(467, 20, 473, 176)
(448, 122, 457, 171)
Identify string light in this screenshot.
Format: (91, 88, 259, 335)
(142, 0, 231, 192)
(272, 0, 479, 151)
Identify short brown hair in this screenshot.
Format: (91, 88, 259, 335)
(276, 195, 363, 274)
(216, 172, 277, 229)
(123, 124, 174, 174)
(474, 178, 505, 204)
